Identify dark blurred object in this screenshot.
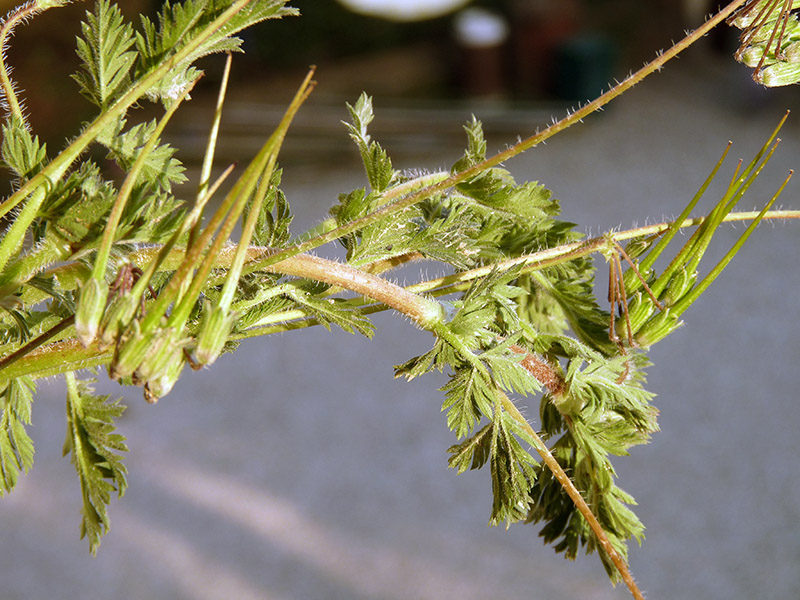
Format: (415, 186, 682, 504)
(240, 0, 450, 73)
(552, 34, 615, 100)
(507, 0, 581, 97)
(453, 8, 509, 98)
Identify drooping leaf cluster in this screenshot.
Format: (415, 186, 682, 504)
(529, 346, 658, 578)
(394, 258, 659, 578)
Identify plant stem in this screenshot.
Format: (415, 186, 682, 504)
(4, 206, 797, 379)
(0, 1, 45, 122)
(497, 390, 645, 600)
(406, 209, 800, 297)
(0, 315, 75, 373)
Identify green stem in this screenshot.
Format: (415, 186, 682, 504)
(406, 209, 800, 298)
(90, 78, 196, 283)
(13, 207, 797, 307)
(217, 68, 316, 313)
(190, 52, 233, 248)
(5, 206, 797, 379)
(0, 338, 110, 383)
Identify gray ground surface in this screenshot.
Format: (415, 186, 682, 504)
(2, 48, 800, 599)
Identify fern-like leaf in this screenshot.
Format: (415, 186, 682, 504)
(0, 376, 35, 495)
(343, 94, 397, 192)
(1, 114, 48, 181)
(441, 367, 492, 438)
(72, 0, 137, 110)
(96, 118, 186, 190)
(285, 283, 375, 337)
(243, 168, 294, 247)
(63, 373, 128, 555)
(135, 0, 297, 104)
(488, 407, 538, 527)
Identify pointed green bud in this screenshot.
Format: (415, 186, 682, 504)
(784, 41, 800, 63)
(757, 61, 800, 87)
(623, 237, 655, 261)
(99, 294, 140, 349)
(740, 45, 773, 69)
(134, 327, 189, 384)
(634, 310, 683, 348)
(622, 293, 657, 337)
(143, 352, 186, 404)
(109, 320, 153, 380)
(661, 268, 697, 308)
(192, 301, 235, 368)
(748, 16, 800, 45)
(75, 277, 109, 347)
(621, 265, 654, 298)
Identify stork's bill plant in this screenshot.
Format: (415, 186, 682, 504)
(1, 1, 799, 598)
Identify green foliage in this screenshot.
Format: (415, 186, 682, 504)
(72, 0, 137, 110)
(0, 376, 35, 495)
(136, 0, 298, 104)
(63, 373, 128, 554)
(243, 168, 293, 247)
(453, 118, 555, 224)
(284, 281, 375, 337)
(343, 94, 397, 192)
(1, 115, 48, 181)
(96, 118, 186, 190)
(0, 2, 795, 596)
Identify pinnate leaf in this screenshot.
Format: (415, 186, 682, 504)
(63, 373, 128, 555)
(0, 377, 35, 495)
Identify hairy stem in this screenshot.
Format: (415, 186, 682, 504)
(497, 390, 645, 600)
(0, 0, 48, 122)
(5, 206, 797, 380)
(407, 209, 800, 297)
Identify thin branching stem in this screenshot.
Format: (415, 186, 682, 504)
(0, 0, 45, 122)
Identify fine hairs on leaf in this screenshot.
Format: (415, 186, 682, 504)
(1, 1, 799, 598)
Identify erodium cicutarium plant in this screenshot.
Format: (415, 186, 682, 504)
(1, 1, 799, 598)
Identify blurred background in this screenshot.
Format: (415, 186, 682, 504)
(2, 1, 800, 599)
